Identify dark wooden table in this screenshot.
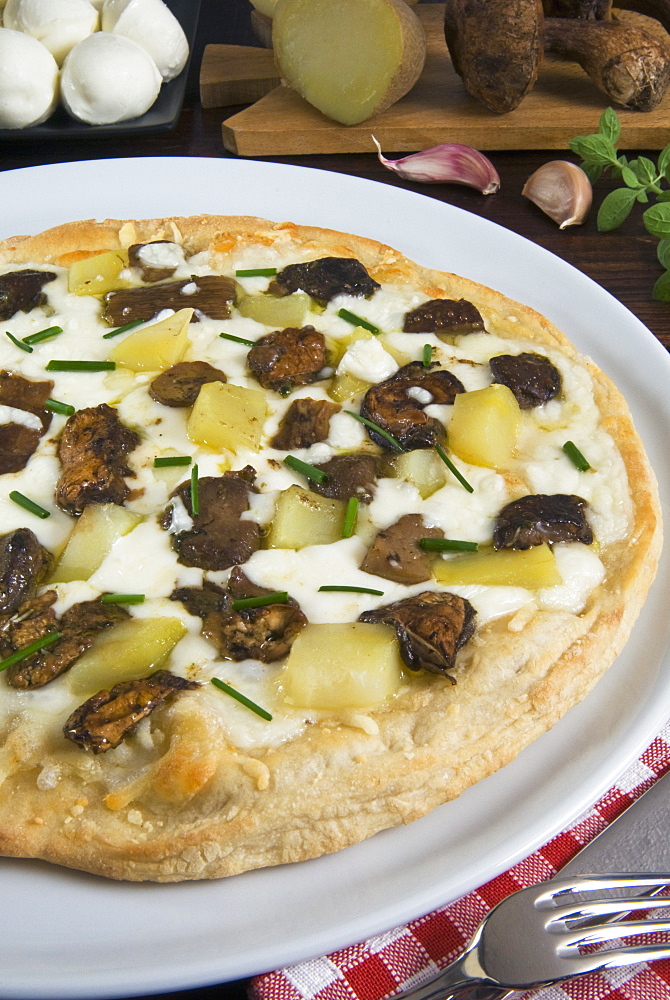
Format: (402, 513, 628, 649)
(2, 2, 668, 999)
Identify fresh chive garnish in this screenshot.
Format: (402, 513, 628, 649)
(342, 496, 359, 538)
(102, 319, 145, 340)
(0, 631, 62, 672)
(344, 410, 404, 452)
(9, 491, 50, 519)
(44, 398, 75, 416)
(190, 463, 200, 516)
(318, 585, 385, 595)
(337, 308, 379, 335)
(563, 440, 591, 472)
(210, 677, 273, 721)
(283, 455, 329, 484)
(100, 593, 146, 605)
(154, 455, 192, 468)
(219, 332, 255, 347)
(46, 360, 116, 372)
(235, 267, 278, 277)
(422, 343, 433, 367)
(434, 443, 474, 493)
(22, 325, 63, 345)
(231, 591, 289, 611)
(420, 538, 479, 552)
(5, 331, 32, 353)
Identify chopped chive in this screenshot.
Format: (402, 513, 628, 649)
(219, 332, 255, 347)
(190, 463, 200, 516)
(44, 398, 75, 417)
(231, 591, 289, 611)
(46, 360, 116, 372)
(342, 496, 359, 538)
(235, 267, 278, 277)
(283, 455, 329, 484)
(337, 308, 379, 335)
(5, 331, 32, 353)
(210, 677, 273, 721)
(22, 325, 63, 345)
(102, 319, 145, 340)
(100, 593, 146, 605)
(9, 491, 50, 519)
(420, 538, 479, 552)
(434, 443, 474, 493)
(318, 585, 384, 595)
(344, 410, 404, 452)
(154, 455, 192, 468)
(563, 440, 591, 472)
(422, 343, 433, 367)
(0, 631, 62, 672)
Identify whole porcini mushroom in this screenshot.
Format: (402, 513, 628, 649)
(522, 160, 593, 228)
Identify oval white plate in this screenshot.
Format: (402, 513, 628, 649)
(0, 157, 668, 1000)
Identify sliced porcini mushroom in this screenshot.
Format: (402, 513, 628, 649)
(489, 352, 562, 409)
(55, 403, 141, 515)
(247, 325, 327, 393)
(63, 669, 200, 754)
(268, 256, 380, 304)
(271, 397, 341, 450)
(0, 370, 54, 474)
(104, 275, 235, 326)
(310, 453, 379, 504)
(493, 493, 594, 549)
(0, 269, 56, 320)
(128, 241, 185, 283)
(149, 361, 228, 408)
(360, 361, 465, 450)
(0, 528, 51, 617)
(359, 590, 476, 675)
(402, 297, 485, 335)
(360, 513, 443, 584)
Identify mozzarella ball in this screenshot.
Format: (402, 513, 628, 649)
(0, 27, 59, 127)
(3, 0, 99, 65)
(61, 32, 161, 124)
(101, 0, 188, 81)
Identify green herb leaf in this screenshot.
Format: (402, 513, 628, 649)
(599, 107, 621, 143)
(210, 677, 273, 721)
(318, 585, 384, 595)
(46, 360, 116, 372)
(100, 593, 146, 605)
(283, 455, 329, 484)
(636, 156, 658, 186)
(422, 343, 433, 367)
(620, 165, 642, 189)
(337, 308, 379, 335)
(341, 496, 359, 538)
(581, 161, 604, 185)
(9, 491, 50, 519)
(434, 443, 474, 493)
(596, 187, 638, 231)
(657, 238, 670, 269)
(22, 325, 63, 346)
(643, 202, 670, 239)
(0, 631, 62, 672)
(636, 190, 650, 204)
(344, 410, 404, 452)
(235, 268, 278, 277)
(231, 592, 289, 610)
(562, 440, 591, 471)
(154, 455, 192, 467)
(656, 191, 670, 202)
(658, 144, 670, 181)
(5, 331, 32, 353)
(101, 319, 145, 340)
(569, 133, 617, 166)
(219, 332, 255, 347)
(652, 269, 670, 301)
(419, 538, 479, 552)
(44, 398, 75, 417)
(190, 463, 200, 516)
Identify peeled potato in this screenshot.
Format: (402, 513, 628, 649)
(272, 0, 426, 125)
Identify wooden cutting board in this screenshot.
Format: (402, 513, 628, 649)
(202, 5, 670, 156)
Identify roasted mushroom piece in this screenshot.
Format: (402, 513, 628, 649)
(55, 403, 140, 515)
(490, 352, 562, 409)
(247, 326, 327, 394)
(0, 269, 56, 321)
(402, 297, 485, 335)
(0, 527, 50, 617)
(128, 241, 184, 283)
(0, 370, 54, 474)
(310, 453, 379, 504)
(360, 361, 465, 450)
(268, 256, 380, 304)
(361, 514, 443, 584)
(149, 361, 228, 408)
(359, 591, 476, 675)
(104, 275, 236, 326)
(493, 493, 594, 549)
(161, 467, 260, 571)
(271, 397, 341, 450)
(63, 669, 200, 754)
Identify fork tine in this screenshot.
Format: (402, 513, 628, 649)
(559, 918, 670, 949)
(562, 941, 670, 975)
(539, 874, 670, 904)
(549, 894, 670, 927)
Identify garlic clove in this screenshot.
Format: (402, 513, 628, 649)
(372, 136, 500, 194)
(522, 160, 592, 229)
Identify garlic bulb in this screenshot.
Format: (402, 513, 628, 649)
(522, 161, 592, 229)
(372, 136, 500, 194)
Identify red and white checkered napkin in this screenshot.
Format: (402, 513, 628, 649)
(251, 721, 670, 1000)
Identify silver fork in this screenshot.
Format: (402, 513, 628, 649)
(396, 874, 670, 1000)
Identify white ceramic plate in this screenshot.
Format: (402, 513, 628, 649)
(0, 158, 668, 1000)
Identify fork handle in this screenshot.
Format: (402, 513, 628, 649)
(394, 962, 513, 1000)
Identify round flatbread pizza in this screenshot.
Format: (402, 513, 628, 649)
(0, 215, 662, 881)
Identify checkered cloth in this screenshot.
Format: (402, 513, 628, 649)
(251, 722, 670, 1000)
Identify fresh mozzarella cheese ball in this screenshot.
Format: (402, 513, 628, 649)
(0, 27, 59, 127)
(101, 0, 188, 81)
(3, 0, 99, 65)
(61, 32, 161, 124)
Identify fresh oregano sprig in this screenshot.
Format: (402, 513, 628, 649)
(569, 107, 670, 300)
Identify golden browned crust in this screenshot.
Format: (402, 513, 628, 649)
(0, 215, 662, 881)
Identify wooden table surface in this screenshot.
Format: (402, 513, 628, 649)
(1, 2, 668, 998)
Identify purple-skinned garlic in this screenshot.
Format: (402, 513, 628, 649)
(522, 161, 592, 229)
(372, 136, 500, 194)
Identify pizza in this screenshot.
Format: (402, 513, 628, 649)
(0, 214, 661, 882)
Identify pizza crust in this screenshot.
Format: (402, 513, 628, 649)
(0, 215, 662, 881)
